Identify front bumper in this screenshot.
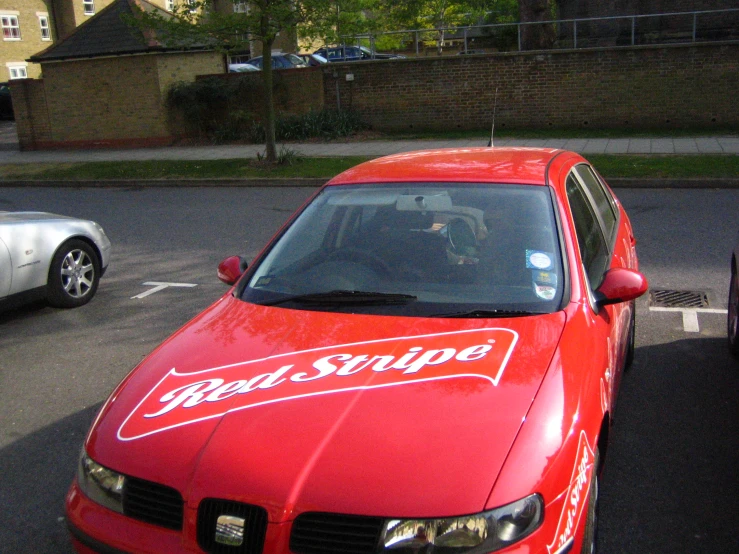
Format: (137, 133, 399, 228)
(66, 479, 584, 554)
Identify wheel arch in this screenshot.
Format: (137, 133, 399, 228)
(595, 413, 610, 476)
(51, 235, 103, 271)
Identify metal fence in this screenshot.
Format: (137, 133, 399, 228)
(343, 9, 739, 57)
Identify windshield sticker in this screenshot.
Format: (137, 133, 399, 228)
(118, 328, 518, 441)
(547, 431, 595, 554)
(533, 271, 557, 286)
(526, 250, 554, 270)
(534, 284, 557, 301)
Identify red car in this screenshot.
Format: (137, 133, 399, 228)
(66, 148, 647, 554)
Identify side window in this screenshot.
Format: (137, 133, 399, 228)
(574, 165, 618, 242)
(566, 174, 610, 291)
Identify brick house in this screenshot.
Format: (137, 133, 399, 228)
(1, 0, 295, 81)
(14, 0, 224, 149)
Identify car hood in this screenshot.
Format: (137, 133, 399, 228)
(0, 211, 77, 224)
(88, 296, 565, 521)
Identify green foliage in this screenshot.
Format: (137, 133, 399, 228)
(257, 146, 302, 165)
(166, 78, 367, 143)
(276, 109, 368, 141)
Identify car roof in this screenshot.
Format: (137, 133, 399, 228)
(326, 147, 572, 186)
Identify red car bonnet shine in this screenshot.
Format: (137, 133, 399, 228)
(67, 148, 647, 554)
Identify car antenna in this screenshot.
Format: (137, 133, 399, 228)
(488, 87, 498, 147)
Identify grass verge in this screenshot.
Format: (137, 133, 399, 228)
(0, 155, 737, 181)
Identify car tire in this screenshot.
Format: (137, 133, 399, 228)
(580, 449, 600, 554)
(729, 259, 739, 359)
(47, 239, 101, 308)
(625, 302, 636, 370)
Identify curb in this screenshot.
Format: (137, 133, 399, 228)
(0, 178, 737, 188)
(606, 178, 739, 189)
(0, 178, 330, 188)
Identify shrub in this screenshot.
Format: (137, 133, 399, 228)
(166, 79, 367, 144)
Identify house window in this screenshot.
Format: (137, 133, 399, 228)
(38, 14, 51, 40)
(7, 64, 28, 79)
(233, 2, 248, 13)
(166, 0, 174, 11)
(83, 0, 95, 15)
(2, 15, 21, 40)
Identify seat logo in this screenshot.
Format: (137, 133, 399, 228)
(215, 515, 246, 546)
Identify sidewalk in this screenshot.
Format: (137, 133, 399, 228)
(1, 122, 738, 163)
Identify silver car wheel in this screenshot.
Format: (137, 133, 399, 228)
(47, 239, 101, 308)
(61, 249, 95, 298)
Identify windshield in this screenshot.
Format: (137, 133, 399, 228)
(241, 184, 565, 317)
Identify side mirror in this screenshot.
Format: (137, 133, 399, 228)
(594, 267, 648, 306)
(217, 256, 248, 286)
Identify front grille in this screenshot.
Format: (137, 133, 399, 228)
(290, 512, 385, 554)
(197, 499, 268, 554)
(123, 476, 184, 530)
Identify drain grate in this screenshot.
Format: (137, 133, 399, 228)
(649, 289, 709, 308)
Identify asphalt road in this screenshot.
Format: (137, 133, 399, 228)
(0, 186, 737, 553)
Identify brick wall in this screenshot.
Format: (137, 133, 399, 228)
(322, 42, 738, 131)
(202, 65, 324, 118)
(10, 78, 51, 147)
(15, 50, 223, 150)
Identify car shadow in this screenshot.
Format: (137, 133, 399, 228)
(0, 337, 736, 554)
(599, 337, 739, 553)
(0, 404, 100, 554)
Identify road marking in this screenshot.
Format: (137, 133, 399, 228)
(649, 307, 728, 332)
(132, 281, 198, 299)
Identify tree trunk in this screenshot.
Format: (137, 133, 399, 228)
(519, 0, 557, 50)
(261, 35, 277, 163)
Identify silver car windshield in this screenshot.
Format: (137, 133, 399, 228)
(242, 183, 564, 316)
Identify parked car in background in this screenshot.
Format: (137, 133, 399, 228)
(297, 53, 328, 66)
(228, 63, 260, 73)
(314, 45, 406, 62)
(0, 82, 13, 120)
(729, 241, 739, 358)
(246, 54, 308, 70)
(0, 211, 110, 310)
(66, 148, 647, 554)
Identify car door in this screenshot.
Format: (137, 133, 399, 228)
(0, 235, 11, 299)
(564, 165, 630, 410)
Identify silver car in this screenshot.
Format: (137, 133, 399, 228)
(0, 211, 111, 309)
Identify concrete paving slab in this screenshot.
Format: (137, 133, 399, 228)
(651, 139, 675, 154)
(628, 139, 652, 153)
(543, 139, 568, 149)
(562, 139, 588, 153)
(695, 138, 724, 153)
(673, 139, 699, 154)
(581, 139, 610, 154)
(604, 139, 629, 154)
(717, 137, 739, 153)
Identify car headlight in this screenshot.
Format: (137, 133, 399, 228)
(381, 494, 543, 553)
(77, 450, 125, 514)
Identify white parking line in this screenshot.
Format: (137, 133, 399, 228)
(649, 307, 728, 332)
(132, 281, 198, 299)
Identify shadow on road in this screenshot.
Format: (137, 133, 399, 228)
(1, 337, 736, 554)
(599, 337, 738, 553)
(0, 404, 100, 554)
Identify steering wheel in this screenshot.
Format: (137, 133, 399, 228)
(325, 248, 393, 277)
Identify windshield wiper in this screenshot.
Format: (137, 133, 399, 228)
(429, 309, 545, 318)
(263, 290, 418, 306)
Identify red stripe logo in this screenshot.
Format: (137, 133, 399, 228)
(118, 328, 517, 441)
